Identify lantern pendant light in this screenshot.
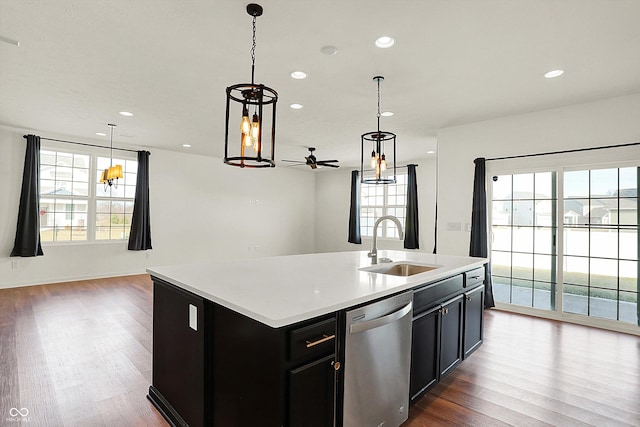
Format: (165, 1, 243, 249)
(100, 123, 123, 190)
(224, 3, 278, 168)
(361, 76, 396, 184)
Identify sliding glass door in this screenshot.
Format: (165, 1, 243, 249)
(490, 165, 639, 327)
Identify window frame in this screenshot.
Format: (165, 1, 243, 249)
(39, 143, 137, 245)
(360, 172, 408, 239)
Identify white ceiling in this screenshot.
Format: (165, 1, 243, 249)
(2, 0, 640, 167)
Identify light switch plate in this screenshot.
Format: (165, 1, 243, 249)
(189, 304, 198, 331)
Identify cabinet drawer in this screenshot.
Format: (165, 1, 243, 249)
(464, 267, 485, 288)
(413, 274, 463, 315)
(289, 317, 336, 363)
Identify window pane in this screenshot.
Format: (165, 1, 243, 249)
(620, 229, 638, 260)
(512, 227, 533, 253)
(619, 261, 637, 292)
(73, 154, 90, 169)
(511, 279, 533, 307)
(534, 200, 554, 226)
(563, 256, 589, 286)
(565, 170, 589, 198)
(41, 227, 54, 242)
(491, 226, 511, 251)
(563, 199, 588, 225)
(513, 200, 533, 226)
(564, 227, 589, 256)
(563, 284, 588, 315)
(96, 226, 110, 240)
(512, 253, 533, 279)
(533, 281, 554, 310)
(513, 173, 534, 198)
(618, 198, 637, 225)
(492, 175, 512, 200)
(534, 227, 554, 254)
(492, 200, 511, 225)
(57, 153, 73, 167)
(493, 276, 511, 304)
(589, 199, 616, 225)
(619, 167, 637, 193)
(41, 151, 56, 165)
(619, 291, 638, 325)
(590, 258, 617, 290)
(590, 228, 618, 259)
(590, 168, 618, 197)
(41, 179, 56, 195)
(534, 172, 554, 199)
(491, 251, 511, 277)
(534, 254, 555, 282)
(589, 289, 618, 320)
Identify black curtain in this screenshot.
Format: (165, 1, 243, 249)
(469, 157, 495, 308)
(404, 164, 419, 249)
(11, 135, 44, 257)
(348, 170, 361, 244)
(128, 151, 152, 250)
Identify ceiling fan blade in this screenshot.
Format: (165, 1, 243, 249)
(281, 160, 306, 164)
(317, 159, 338, 163)
(318, 163, 339, 168)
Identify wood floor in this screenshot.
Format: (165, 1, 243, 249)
(1, 275, 639, 427)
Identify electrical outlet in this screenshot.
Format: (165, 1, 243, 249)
(447, 222, 462, 232)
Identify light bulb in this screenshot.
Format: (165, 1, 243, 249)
(243, 133, 252, 147)
(240, 105, 251, 134)
(380, 154, 387, 171)
(240, 115, 251, 134)
(370, 151, 377, 168)
(251, 113, 260, 138)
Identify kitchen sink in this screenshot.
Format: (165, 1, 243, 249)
(361, 263, 439, 277)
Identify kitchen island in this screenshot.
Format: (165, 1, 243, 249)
(147, 251, 487, 427)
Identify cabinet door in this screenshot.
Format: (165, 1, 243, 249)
(439, 295, 464, 378)
(151, 279, 207, 427)
(410, 304, 441, 401)
(289, 354, 336, 427)
(463, 285, 484, 359)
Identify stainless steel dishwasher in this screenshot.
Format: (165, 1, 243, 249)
(343, 291, 413, 427)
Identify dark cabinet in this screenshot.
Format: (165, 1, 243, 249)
(410, 271, 485, 403)
(289, 354, 336, 427)
(439, 295, 464, 378)
(409, 304, 440, 401)
(463, 285, 484, 359)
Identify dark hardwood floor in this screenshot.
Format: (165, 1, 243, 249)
(1, 275, 638, 426)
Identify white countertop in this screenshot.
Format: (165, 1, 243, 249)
(147, 251, 486, 328)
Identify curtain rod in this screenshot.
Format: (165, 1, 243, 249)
(486, 141, 640, 161)
(23, 135, 141, 153)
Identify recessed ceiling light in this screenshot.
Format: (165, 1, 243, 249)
(427, 150, 435, 154)
(321, 45, 338, 55)
(544, 69, 564, 79)
(95, 132, 107, 136)
(290, 71, 307, 80)
(290, 103, 303, 109)
(375, 36, 395, 48)
(119, 111, 134, 117)
(381, 111, 394, 117)
(182, 144, 191, 148)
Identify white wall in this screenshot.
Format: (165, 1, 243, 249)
(0, 126, 315, 288)
(436, 93, 640, 256)
(314, 158, 437, 255)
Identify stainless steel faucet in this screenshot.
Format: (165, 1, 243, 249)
(368, 215, 404, 264)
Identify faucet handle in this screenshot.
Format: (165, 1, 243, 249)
(378, 257, 393, 263)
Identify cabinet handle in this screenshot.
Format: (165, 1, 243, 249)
(306, 334, 335, 348)
(331, 361, 341, 371)
(466, 296, 472, 301)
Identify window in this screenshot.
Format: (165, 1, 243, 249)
(360, 173, 407, 238)
(491, 172, 558, 310)
(490, 165, 638, 326)
(562, 167, 638, 323)
(39, 148, 137, 243)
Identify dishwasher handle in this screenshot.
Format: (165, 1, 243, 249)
(349, 301, 413, 334)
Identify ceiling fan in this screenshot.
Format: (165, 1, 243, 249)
(281, 147, 339, 169)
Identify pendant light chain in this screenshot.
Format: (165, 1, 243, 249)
(109, 124, 114, 167)
(376, 78, 381, 131)
(250, 14, 257, 84)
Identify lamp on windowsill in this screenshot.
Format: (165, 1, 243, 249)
(100, 123, 123, 190)
(224, 3, 277, 168)
(361, 76, 396, 184)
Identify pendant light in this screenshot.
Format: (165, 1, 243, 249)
(100, 123, 123, 190)
(361, 76, 396, 184)
(224, 3, 277, 168)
